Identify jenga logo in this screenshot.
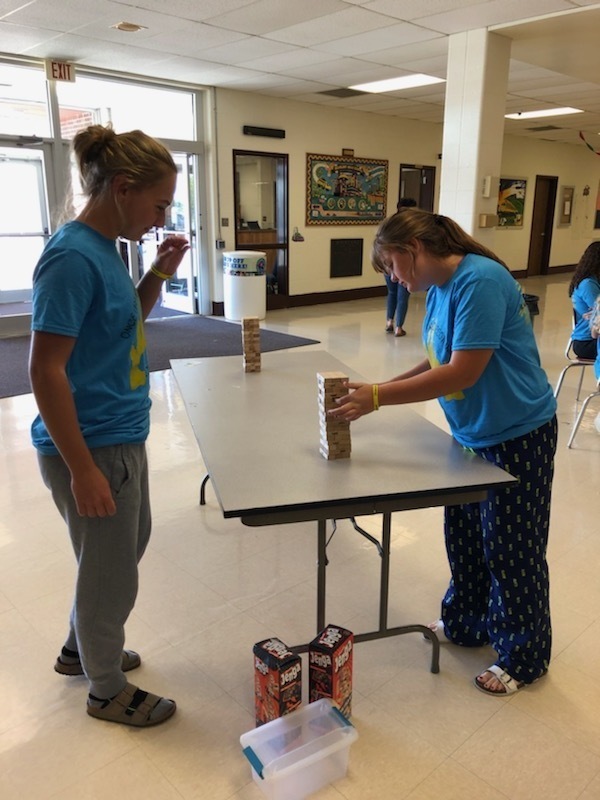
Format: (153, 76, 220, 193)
(281, 663, 301, 685)
(310, 652, 331, 668)
(255, 657, 269, 675)
(319, 627, 343, 648)
(263, 639, 293, 659)
(334, 640, 353, 673)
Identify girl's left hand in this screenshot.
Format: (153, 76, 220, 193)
(154, 235, 190, 276)
(328, 381, 373, 421)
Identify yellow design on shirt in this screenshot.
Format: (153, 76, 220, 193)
(130, 317, 147, 390)
(425, 321, 464, 401)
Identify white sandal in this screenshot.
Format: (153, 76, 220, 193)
(474, 664, 525, 696)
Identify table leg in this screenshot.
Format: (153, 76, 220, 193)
(317, 518, 327, 632)
(199, 473, 210, 505)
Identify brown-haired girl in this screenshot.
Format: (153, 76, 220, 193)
(331, 209, 557, 696)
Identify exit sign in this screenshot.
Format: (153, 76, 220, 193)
(44, 60, 76, 82)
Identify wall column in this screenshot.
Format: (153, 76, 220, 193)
(439, 30, 511, 240)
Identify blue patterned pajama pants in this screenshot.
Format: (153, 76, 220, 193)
(441, 416, 557, 683)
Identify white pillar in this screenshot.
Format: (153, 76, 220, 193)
(439, 30, 511, 239)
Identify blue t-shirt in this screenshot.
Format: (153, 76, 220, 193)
(423, 253, 556, 448)
(572, 277, 600, 342)
(31, 221, 151, 454)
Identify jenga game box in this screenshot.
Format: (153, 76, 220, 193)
(308, 624, 353, 719)
(253, 637, 302, 727)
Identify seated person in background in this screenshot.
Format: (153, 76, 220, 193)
(568, 241, 600, 359)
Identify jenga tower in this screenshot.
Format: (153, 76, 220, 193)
(241, 317, 261, 372)
(317, 371, 351, 460)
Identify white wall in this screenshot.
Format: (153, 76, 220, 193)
(211, 88, 600, 300)
(214, 89, 442, 298)
(491, 136, 600, 270)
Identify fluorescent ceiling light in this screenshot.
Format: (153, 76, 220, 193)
(505, 107, 583, 120)
(349, 74, 445, 93)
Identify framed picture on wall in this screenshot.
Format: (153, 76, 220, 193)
(558, 186, 574, 226)
(306, 152, 388, 225)
(497, 177, 527, 227)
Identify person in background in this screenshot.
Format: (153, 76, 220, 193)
(589, 294, 600, 433)
(384, 197, 417, 336)
(29, 124, 189, 727)
(330, 208, 557, 697)
(568, 241, 600, 359)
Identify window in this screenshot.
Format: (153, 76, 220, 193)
(0, 63, 51, 137)
(56, 75, 195, 139)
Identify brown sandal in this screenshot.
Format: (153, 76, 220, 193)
(87, 682, 176, 727)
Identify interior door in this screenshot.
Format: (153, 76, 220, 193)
(399, 164, 435, 211)
(527, 175, 558, 276)
(0, 145, 50, 311)
(139, 153, 197, 314)
(234, 150, 289, 310)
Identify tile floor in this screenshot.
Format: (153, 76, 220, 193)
(1, 273, 599, 800)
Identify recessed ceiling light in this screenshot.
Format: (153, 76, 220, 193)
(349, 74, 445, 93)
(111, 21, 147, 33)
(505, 107, 583, 120)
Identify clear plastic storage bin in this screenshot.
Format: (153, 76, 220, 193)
(240, 699, 358, 800)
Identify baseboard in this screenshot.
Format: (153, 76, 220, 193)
(287, 286, 387, 307)
(211, 286, 387, 316)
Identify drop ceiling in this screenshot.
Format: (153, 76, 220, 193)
(1, 0, 600, 146)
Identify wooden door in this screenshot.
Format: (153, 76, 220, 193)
(527, 175, 557, 276)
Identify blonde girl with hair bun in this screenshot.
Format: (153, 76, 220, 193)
(29, 124, 189, 727)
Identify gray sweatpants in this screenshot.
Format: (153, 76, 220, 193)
(38, 443, 151, 698)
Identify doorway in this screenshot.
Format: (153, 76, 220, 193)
(399, 164, 436, 211)
(0, 145, 51, 330)
(527, 175, 558, 276)
(137, 153, 199, 315)
(234, 150, 289, 310)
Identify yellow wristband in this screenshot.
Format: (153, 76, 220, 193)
(150, 264, 171, 281)
(372, 384, 380, 411)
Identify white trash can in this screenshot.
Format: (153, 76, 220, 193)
(223, 251, 267, 321)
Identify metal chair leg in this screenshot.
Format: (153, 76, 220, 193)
(576, 366, 586, 401)
(568, 388, 600, 448)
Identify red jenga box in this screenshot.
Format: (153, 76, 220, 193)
(253, 637, 302, 727)
(308, 624, 353, 719)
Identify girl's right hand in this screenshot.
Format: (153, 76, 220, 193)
(71, 466, 117, 517)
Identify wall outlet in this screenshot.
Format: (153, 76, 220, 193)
(216, 239, 226, 249)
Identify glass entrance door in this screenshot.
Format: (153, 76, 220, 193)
(0, 145, 50, 310)
(139, 153, 197, 315)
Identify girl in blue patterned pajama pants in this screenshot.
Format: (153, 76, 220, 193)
(442, 417, 557, 684)
(330, 209, 558, 696)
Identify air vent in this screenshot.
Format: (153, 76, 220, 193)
(526, 125, 561, 131)
(318, 88, 367, 98)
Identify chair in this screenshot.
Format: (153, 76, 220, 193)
(553, 310, 595, 401)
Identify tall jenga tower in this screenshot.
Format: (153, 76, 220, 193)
(241, 317, 261, 372)
(317, 371, 351, 460)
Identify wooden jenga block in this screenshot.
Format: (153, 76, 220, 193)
(317, 371, 351, 460)
(241, 317, 261, 372)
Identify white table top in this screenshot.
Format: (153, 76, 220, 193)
(171, 350, 514, 525)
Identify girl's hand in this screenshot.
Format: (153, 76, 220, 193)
(154, 235, 190, 277)
(328, 381, 373, 422)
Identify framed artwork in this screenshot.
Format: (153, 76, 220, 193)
(497, 177, 527, 227)
(306, 152, 388, 225)
(558, 186, 574, 226)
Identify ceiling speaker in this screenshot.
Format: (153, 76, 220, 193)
(243, 125, 286, 139)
